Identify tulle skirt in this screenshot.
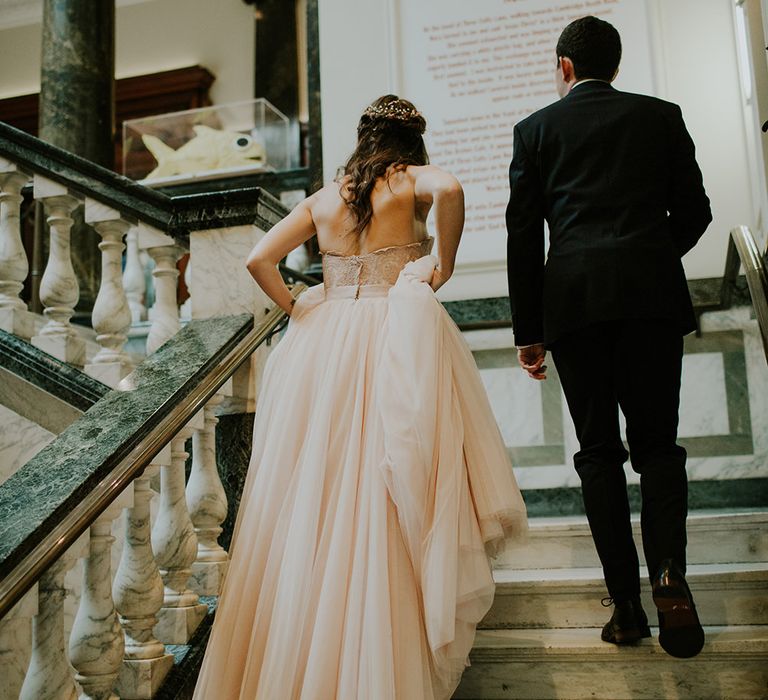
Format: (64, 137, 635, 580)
(193, 255, 527, 699)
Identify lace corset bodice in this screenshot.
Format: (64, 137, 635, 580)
(322, 237, 434, 291)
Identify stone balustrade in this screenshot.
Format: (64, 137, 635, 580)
(0, 161, 185, 380)
(0, 402, 232, 700)
(0, 158, 35, 341)
(0, 122, 289, 700)
(0, 120, 285, 375)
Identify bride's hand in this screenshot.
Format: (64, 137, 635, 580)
(430, 267, 449, 291)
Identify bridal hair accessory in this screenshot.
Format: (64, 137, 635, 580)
(363, 102, 425, 131)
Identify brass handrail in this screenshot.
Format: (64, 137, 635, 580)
(730, 225, 768, 361)
(0, 287, 303, 620)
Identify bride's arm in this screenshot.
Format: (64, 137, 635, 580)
(413, 166, 464, 291)
(246, 197, 316, 314)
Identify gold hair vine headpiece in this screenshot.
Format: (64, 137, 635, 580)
(363, 103, 421, 122)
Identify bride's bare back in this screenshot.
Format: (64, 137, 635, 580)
(311, 165, 430, 255)
(246, 162, 464, 313)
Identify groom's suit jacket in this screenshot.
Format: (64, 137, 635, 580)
(506, 80, 712, 346)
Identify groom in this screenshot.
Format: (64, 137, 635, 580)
(505, 16, 712, 658)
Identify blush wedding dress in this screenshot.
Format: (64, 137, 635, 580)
(193, 237, 527, 699)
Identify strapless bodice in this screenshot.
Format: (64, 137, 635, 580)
(322, 237, 434, 293)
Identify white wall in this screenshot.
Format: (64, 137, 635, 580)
(649, 0, 754, 280)
(317, 0, 394, 182)
(319, 0, 757, 290)
(737, 0, 768, 251)
(0, 0, 255, 105)
(0, 21, 41, 100)
(116, 0, 255, 105)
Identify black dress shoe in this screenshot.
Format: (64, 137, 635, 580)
(652, 558, 705, 658)
(601, 597, 652, 645)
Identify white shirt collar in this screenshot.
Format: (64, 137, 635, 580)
(570, 78, 610, 91)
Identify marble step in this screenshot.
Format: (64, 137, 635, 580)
(494, 510, 768, 570)
(481, 563, 768, 629)
(454, 626, 768, 700)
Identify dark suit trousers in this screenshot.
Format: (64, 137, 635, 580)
(550, 319, 688, 602)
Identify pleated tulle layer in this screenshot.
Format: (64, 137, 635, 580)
(193, 255, 527, 700)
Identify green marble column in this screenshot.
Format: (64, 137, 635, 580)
(305, 0, 323, 193)
(40, 0, 115, 166)
(39, 0, 116, 313)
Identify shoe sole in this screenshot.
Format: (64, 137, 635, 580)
(653, 586, 705, 658)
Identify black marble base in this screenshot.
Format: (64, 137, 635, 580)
(688, 274, 751, 308)
(155, 596, 217, 700)
(443, 296, 511, 327)
(216, 412, 255, 551)
(441, 277, 752, 330)
(522, 478, 768, 518)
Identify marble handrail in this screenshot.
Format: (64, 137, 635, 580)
(0, 121, 286, 240)
(0, 327, 109, 434)
(0, 293, 299, 621)
(0, 329, 107, 411)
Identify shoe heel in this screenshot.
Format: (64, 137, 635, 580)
(652, 586, 693, 616)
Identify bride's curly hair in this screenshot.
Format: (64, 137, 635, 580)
(340, 95, 428, 236)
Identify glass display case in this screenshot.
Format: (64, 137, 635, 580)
(123, 98, 290, 184)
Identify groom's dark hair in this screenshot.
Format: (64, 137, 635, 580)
(556, 16, 622, 82)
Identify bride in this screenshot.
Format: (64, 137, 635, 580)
(193, 94, 527, 699)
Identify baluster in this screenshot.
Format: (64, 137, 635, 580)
(187, 393, 229, 595)
(31, 176, 85, 365)
(0, 160, 35, 339)
(0, 585, 37, 700)
(145, 245, 182, 355)
(83, 200, 133, 387)
(20, 536, 87, 700)
(123, 227, 146, 324)
(152, 415, 208, 644)
(113, 463, 173, 698)
(69, 495, 130, 700)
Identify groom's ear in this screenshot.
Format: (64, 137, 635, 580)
(560, 56, 577, 83)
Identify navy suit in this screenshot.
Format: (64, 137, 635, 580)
(506, 81, 712, 600)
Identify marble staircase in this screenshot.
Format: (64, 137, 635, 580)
(455, 509, 768, 700)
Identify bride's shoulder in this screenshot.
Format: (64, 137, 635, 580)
(314, 178, 347, 196)
(307, 180, 348, 208)
(409, 164, 463, 198)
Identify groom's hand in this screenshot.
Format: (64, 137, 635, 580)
(517, 343, 547, 380)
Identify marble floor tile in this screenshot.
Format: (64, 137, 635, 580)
(481, 366, 544, 447)
(679, 352, 730, 437)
